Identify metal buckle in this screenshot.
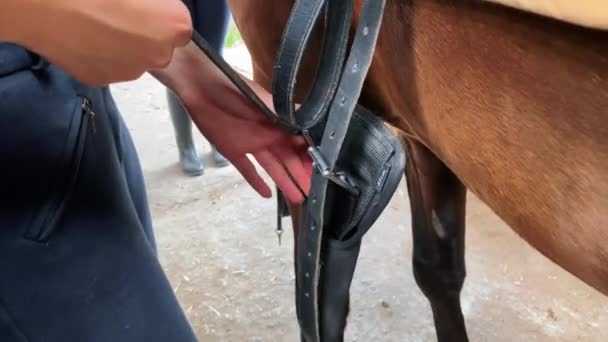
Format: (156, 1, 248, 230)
(303, 131, 360, 196)
(308, 147, 360, 196)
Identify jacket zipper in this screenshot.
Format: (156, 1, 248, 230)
(82, 96, 96, 135)
(26, 96, 95, 242)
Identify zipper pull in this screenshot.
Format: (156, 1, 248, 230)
(82, 97, 96, 134)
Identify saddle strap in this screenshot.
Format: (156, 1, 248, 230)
(191, 1, 391, 340)
(272, 0, 353, 130)
(282, 1, 387, 340)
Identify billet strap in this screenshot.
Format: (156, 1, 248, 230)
(279, 0, 387, 340)
(191, 0, 388, 340)
(272, 0, 353, 130)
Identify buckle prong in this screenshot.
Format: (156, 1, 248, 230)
(307, 146, 359, 196)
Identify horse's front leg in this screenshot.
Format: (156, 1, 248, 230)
(403, 139, 469, 342)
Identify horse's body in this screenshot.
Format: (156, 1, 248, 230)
(226, 0, 608, 339)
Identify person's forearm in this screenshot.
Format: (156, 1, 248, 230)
(2, 0, 193, 86)
(149, 41, 251, 110)
(149, 40, 275, 130)
(148, 43, 203, 98)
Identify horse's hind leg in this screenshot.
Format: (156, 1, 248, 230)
(403, 139, 468, 342)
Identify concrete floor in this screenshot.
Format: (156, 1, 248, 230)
(109, 45, 607, 341)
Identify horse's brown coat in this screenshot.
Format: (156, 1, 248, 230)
(226, 0, 608, 295)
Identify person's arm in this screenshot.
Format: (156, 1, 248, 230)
(0, 0, 192, 86)
(149, 43, 312, 203)
(0, 0, 310, 202)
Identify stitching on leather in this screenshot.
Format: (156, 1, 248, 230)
(273, 0, 324, 124)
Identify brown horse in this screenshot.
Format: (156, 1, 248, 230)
(226, 0, 608, 340)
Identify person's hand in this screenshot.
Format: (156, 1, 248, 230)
(151, 43, 312, 204)
(186, 80, 312, 204)
(4, 0, 192, 86)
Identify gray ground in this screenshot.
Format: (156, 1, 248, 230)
(109, 44, 607, 341)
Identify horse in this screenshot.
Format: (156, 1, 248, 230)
(225, 0, 608, 340)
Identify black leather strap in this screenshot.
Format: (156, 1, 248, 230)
(191, 1, 390, 341)
(288, 2, 386, 340)
(272, 0, 353, 130)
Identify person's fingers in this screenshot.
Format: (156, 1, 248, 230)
(254, 150, 304, 204)
(294, 137, 314, 181)
(271, 143, 312, 195)
(301, 152, 313, 185)
(231, 155, 272, 198)
(288, 134, 313, 184)
(291, 135, 309, 149)
(294, 135, 313, 192)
